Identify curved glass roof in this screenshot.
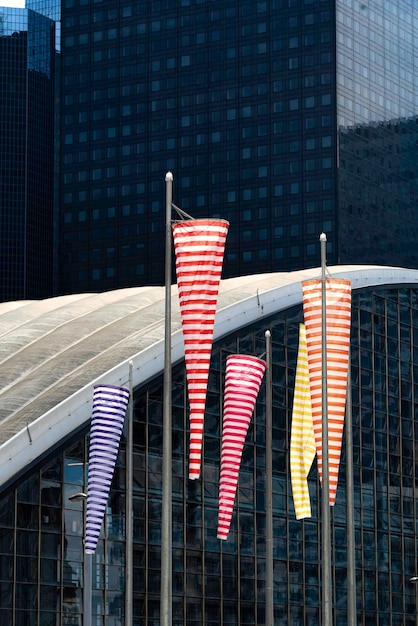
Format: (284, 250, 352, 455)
(0, 265, 416, 487)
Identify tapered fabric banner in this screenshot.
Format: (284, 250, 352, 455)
(217, 355, 266, 540)
(173, 218, 229, 480)
(302, 278, 351, 506)
(85, 384, 130, 554)
(290, 324, 316, 519)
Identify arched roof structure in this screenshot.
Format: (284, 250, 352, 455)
(0, 265, 417, 488)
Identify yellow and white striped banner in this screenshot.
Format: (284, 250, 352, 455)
(290, 324, 316, 519)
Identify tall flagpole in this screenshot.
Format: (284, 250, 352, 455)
(345, 355, 357, 624)
(161, 172, 173, 625)
(82, 447, 91, 626)
(265, 330, 274, 626)
(125, 361, 134, 626)
(320, 232, 332, 626)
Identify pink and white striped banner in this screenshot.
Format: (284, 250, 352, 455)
(85, 384, 130, 554)
(217, 355, 266, 540)
(173, 218, 229, 480)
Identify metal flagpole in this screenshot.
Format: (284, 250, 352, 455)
(320, 232, 332, 626)
(345, 354, 357, 624)
(83, 553, 92, 625)
(83, 508, 92, 626)
(161, 172, 173, 626)
(125, 361, 134, 625)
(78, 452, 91, 626)
(265, 330, 274, 626)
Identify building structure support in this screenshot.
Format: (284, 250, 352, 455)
(161, 172, 173, 625)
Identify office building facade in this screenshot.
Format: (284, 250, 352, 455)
(24, 0, 418, 294)
(0, 266, 418, 625)
(0, 8, 55, 302)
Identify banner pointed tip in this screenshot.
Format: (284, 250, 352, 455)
(295, 511, 311, 521)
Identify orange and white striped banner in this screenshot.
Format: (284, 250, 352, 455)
(217, 355, 266, 540)
(173, 218, 229, 479)
(290, 324, 316, 519)
(302, 278, 351, 506)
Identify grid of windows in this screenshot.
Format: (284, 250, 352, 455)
(52, 0, 339, 293)
(337, 0, 418, 127)
(26, 0, 61, 49)
(338, 118, 418, 268)
(337, 0, 418, 270)
(17, 0, 418, 296)
(0, 8, 55, 302)
(1, 285, 418, 625)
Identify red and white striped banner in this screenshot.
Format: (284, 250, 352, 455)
(217, 355, 266, 540)
(172, 218, 229, 479)
(85, 385, 130, 554)
(302, 278, 351, 506)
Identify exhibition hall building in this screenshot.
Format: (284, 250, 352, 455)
(1, 265, 418, 625)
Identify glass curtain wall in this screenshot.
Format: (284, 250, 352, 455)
(0, 8, 55, 302)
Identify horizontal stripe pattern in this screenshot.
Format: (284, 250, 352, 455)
(173, 218, 229, 480)
(217, 355, 266, 540)
(85, 385, 130, 554)
(302, 278, 351, 506)
(290, 324, 316, 519)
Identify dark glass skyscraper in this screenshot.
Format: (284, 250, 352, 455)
(30, 0, 418, 292)
(0, 8, 55, 302)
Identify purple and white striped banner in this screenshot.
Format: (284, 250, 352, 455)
(85, 384, 130, 554)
